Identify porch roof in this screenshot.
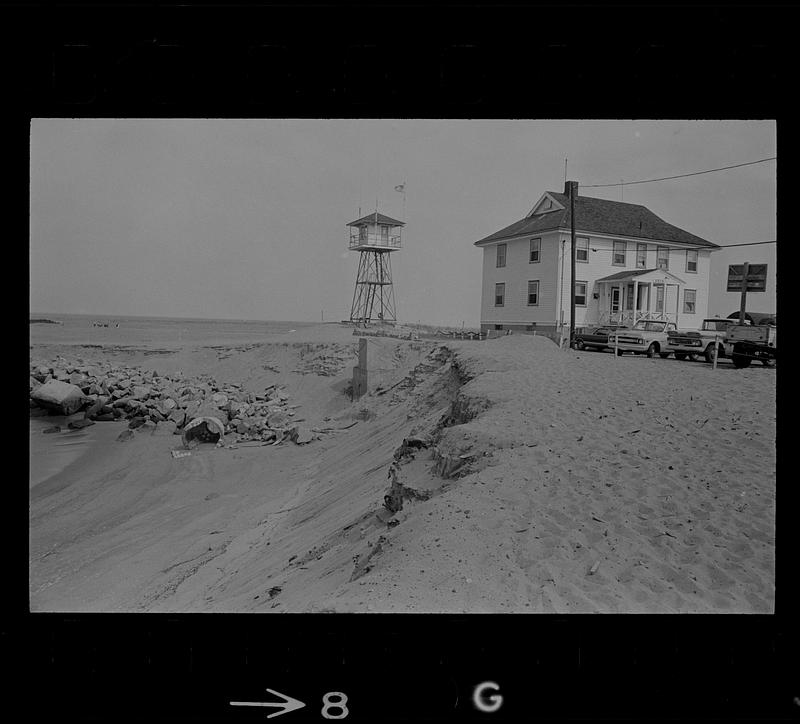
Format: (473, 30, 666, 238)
(595, 268, 686, 285)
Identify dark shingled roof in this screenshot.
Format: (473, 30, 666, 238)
(347, 212, 405, 227)
(474, 192, 718, 248)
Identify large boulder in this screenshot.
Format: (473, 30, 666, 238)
(267, 410, 289, 428)
(30, 380, 89, 415)
(130, 385, 151, 400)
(156, 398, 177, 416)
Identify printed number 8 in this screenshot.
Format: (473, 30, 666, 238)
(321, 692, 348, 719)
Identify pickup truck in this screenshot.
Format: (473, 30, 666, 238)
(724, 323, 776, 368)
(666, 318, 737, 363)
(611, 319, 677, 358)
(572, 325, 627, 351)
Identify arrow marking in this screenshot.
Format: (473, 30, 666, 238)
(230, 688, 307, 718)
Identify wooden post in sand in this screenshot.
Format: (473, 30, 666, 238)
(713, 334, 719, 370)
(352, 338, 368, 399)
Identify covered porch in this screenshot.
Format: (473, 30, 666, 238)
(593, 268, 686, 327)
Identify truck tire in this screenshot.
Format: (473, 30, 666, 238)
(645, 343, 657, 358)
(674, 352, 687, 361)
(704, 344, 716, 364)
(732, 353, 751, 369)
(573, 339, 585, 350)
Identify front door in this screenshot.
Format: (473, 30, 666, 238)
(610, 287, 620, 314)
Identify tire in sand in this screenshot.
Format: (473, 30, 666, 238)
(645, 343, 657, 358)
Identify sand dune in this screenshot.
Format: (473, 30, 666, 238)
(29, 326, 775, 612)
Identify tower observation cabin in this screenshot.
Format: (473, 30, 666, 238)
(346, 211, 404, 325)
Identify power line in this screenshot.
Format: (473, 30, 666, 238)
(716, 240, 775, 248)
(583, 156, 776, 188)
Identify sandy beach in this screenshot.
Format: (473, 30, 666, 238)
(29, 320, 775, 613)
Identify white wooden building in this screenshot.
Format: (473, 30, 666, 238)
(474, 183, 721, 336)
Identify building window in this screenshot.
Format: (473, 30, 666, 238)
(612, 240, 626, 266)
(636, 243, 647, 268)
(576, 236, 589, 262)
(494, 324, 504, 331)
(495, 283, 505, 306)
(380, 225, 389, 242)
(359, 226, 367, 241)
(686, 249, 698, 273)
(656, 246, 669, 270)
(655, 285, 664, 312)
(527, 280, 539, 306)
(574, 281, 587, 307)
(529, 238, 541, 263)
(496, 243, 506, 268)
(683, 289, 696, 314)
(626, 284, 634, 311)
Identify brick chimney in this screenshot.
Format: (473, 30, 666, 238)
(564, 180, 579, 196)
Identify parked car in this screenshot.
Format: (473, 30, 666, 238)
(573, 325, 628, 351)
(666, 318, 738, 362)
(611, 319, 677, 358)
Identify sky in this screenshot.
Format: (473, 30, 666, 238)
(30, 119, 776, 326)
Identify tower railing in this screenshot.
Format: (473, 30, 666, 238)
(349, 232, 402, 249)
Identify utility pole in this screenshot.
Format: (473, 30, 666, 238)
(568, 180, 578, 347)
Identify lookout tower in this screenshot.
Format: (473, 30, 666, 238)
(346, 211, 404, 325)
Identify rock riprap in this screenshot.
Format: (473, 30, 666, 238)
(29, 356, 317, 445)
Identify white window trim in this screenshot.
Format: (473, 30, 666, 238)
(685, 249, 698, 273)
(636, 243, 647, 269)
(576, 236, 589, 263)
(612, 240, 626, 267)
(529, 237, 541, 264)
(496, 243, 506, 268)
(575, 280, 588, 307)
(656, 246, 670, 271)
(527, 280, 539, 306)
(495, 282, 505, 307)
(683, 289, 697, 314)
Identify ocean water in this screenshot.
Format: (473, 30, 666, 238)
(29, 313, 315, 349)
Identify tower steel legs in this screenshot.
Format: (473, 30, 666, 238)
(349, 250, 396, 325)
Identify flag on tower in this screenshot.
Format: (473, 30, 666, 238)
(394, 184, 405, 192)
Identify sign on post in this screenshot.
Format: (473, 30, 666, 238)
(727, 264, 767, 292)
